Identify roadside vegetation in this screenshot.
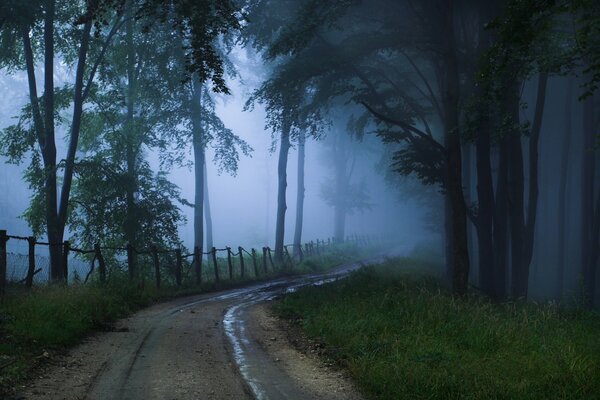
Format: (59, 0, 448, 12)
(275, 257, 600, 400)
(0, 242, 374, 394)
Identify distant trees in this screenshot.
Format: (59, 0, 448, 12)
(246, 0, 600, 302)
(319, 123, 371, 243)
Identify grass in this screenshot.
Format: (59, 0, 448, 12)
(274, 257, 600, 400)
(0, 242, 380, 394)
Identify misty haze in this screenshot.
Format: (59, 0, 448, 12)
(0, 1, 599, 399)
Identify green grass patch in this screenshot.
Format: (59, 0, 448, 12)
(274, 257, 600, 400)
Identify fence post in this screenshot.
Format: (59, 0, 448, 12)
(194, 246, 202, 285)
(296, 243, 304, 262)
(283, 246, 293, 269)
(0, 230, 7, 295)
(227, 247, 233, 280)
(211, 247, 219, 282)
(175, 249, 182, 287)
(262, 247, 268, 273)
(152, 246, 160, 289)
(127, 243, 135, 281)
(304, 243, 310, 257)
(26, 236, 36, 288)
(267, 247, 275, 271)
(62, 241, 70, 283)
(238, 247, 245, 279)
(251, 248, 258, 277)
(95, 243, 106, 284)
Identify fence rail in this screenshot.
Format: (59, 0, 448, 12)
(0, 229, 375, 295)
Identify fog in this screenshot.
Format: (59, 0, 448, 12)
(0, 62, 429, 253)
(0, 0, 598, 309)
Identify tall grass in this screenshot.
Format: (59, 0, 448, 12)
(275, 258, 600, 400)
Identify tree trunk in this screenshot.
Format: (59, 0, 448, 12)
(440, 1, 470, 296)
(43, 0, 64, 282)
(443, 194, 454, 282)
(475, 115, 496, 296)
(556, 78, 573, 300)
(493, 137, 509, 299)
(506, 80, 526, 298)
(192, 80, 205, 251)
(274, 116, 291, 266)
(522, 72, 548, 275)
(582, 93, 596, 307)
(333, 132, 347, 243)
(124, 9, 137, 251)
(473, 0, 502, 298)
(293, 131, 305, 256)
(203, 160, 214, 252)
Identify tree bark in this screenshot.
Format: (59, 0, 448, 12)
(274, 115, 291, 266)
(582, 93, 596, 307)
(522, 71, 548, 273)
(440, 0, 470, 296)
(43, 0, 63, 282)
(293, 131, 305, 256)
(493, 136, 509, 299)
(475, 114, 495, 296)
(506, 80, 526, 298)
(203, 160, 214, 252)
(556, 78, 573, 300)
(192, 80, 205, 251)
(124, 8, 137, 250)
(333, 131, 347, 243)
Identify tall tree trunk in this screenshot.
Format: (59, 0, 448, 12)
(507, 72, 547, 299)
(475, 115, 496, 296)
(124, 9, 137, 251)
(473, 2, 497, 297)
(203, 160, 214, 252)
(440, 0, 470, 296)
(443, 194, 454, 282)
(274, 116, 291, 266)
(333, 132, 347, 243)
(582, 93, 596, 307)
(507, 80, 526, 298)
(493, 137, 509, 299)
(293, 131, 305, 255)
(522, 72, 548, 274)
(192, 81, 205, 251)
(556, 78, 573, 300)
(43, 0, 63, 281)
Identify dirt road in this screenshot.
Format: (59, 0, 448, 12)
(13, 257, 385, 400)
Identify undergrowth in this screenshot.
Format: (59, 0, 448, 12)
(274, 257, 600, 400)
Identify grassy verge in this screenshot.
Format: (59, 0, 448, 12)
(274, 257, 600, 400)
(0, 242, 379, 394)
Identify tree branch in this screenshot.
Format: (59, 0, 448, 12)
(360, 101, 445, 153)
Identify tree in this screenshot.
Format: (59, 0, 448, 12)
(0, 0, 246, 282)
(0, 1, 125, 281)
(319, 121, 371, 242)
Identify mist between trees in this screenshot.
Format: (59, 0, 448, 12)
(0, 0, 599, 308)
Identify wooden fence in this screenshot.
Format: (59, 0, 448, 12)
(0, 229, 374, 294)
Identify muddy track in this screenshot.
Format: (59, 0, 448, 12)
(14, 254, 392, 400)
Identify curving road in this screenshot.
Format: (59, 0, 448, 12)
(17, 253, 392, 400)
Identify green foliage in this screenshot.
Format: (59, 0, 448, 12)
(276, 258, 600, 399)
